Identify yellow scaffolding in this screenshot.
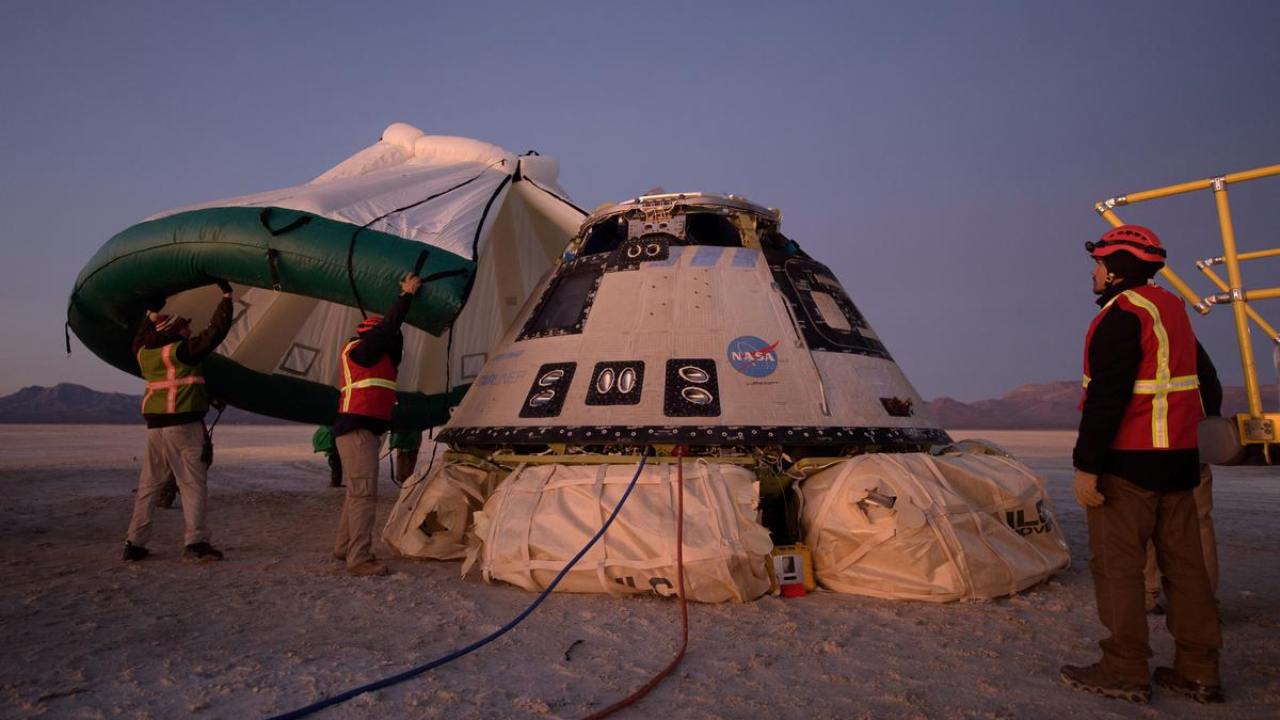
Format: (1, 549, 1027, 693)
(1094, 163, 1280, 455)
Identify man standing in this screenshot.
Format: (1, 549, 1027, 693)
(1061, 225, 1223, 704)
(332, 273, 422, 577)
(123, 279, 235, 562)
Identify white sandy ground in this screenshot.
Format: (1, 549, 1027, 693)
(0, 425, 1276, 720)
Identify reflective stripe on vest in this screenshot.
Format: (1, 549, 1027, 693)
(138, 342, 207, 414)
(1081, 373, 1199, 394)
(1121, 289, 1174, 447)
(1081, 286, 1202, 450)
(338, 339, 398, 419)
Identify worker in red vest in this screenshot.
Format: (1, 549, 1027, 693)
(1061, 226, 1223, 704)
(123, 279, 234, 562)
(331, 272, 422, 576)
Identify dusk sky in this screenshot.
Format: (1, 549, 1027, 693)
(2, 1, 1278, 401)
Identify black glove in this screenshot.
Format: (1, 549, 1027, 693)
(215, 279, 232, 294)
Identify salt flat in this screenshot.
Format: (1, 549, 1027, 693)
(0, 425, 1276, 719)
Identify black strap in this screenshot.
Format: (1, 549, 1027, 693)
(64, 321, 71, 355)
(422, 269, 468, 284)
(266, 248, 283, 291)
(412, 249, 430, 276)
(259, 208, 312, 236)
(345, 171, 488, 318)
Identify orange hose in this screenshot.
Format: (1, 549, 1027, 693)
(583, 446, 690, 720)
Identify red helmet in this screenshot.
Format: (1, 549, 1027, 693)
(356, 316, 382, 334)
(1086, 224, 1167, 263)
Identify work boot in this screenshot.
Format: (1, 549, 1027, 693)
(347, 560, 390, 577)
(1154, 666, 1224, 704)
(1060, 663, 1151, 703)
(122, 541, 150, 562)
(183, 542, 224, 562)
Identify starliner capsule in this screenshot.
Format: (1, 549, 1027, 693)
(387, 192, 1071, 604)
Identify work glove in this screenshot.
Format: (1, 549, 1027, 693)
(400, 273, 424, 296)
(1073, 470, 1104, 508)
(215, 279, 232, 294)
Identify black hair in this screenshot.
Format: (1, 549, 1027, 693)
(1103, 252, 1163, 282)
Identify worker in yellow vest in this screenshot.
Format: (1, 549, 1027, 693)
(331, 273, 422, 576)
(123, 279, 235, 562)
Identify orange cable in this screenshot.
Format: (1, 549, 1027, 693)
(582, 446, 690, 720)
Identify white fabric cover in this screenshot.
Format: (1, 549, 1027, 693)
(467, 462, 774, 603)
(798, 452, 1070, 602)
(383, 462, 499, 561)
(153, 123, 584, 396)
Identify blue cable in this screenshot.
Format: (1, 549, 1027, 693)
(267, 451, 651, 720)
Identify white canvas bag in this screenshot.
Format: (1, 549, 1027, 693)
(468, 461, 774, 603)
(384, 462, 498, 560)
(799, 452, 1070, 602)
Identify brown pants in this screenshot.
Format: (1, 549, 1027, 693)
(1145, 464, 1217, 597)
(333, 430, 380, 568)
(127, 422, 210, 547)
(1087, 474, 1221, 684)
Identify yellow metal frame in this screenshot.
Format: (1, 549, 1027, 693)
(1094, 163, 1280, 452)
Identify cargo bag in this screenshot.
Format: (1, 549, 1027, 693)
(383, 462, 498, 561)
(798, 452, 1070, 602)
(467, 461, 774, 603)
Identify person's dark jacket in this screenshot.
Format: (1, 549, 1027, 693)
(332, 292, 413, 437)
(132, 297, 234, 429)
(1072, 280, 1221, 491)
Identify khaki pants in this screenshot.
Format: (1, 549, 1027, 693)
(1145, 464, 1217, 597)
(127, 422, 210, 547)
(1087, 474, 1221, 684)
(334, 430, 380, 568)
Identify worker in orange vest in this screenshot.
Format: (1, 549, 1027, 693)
(331, 272, 422, 576)
(123, 279, 234, 562)
(1061, 226, 1223, 704)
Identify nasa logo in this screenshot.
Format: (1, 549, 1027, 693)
(727, 335, 779, 378)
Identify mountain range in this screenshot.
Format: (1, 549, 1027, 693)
(0, 384, 289, 425)
(0, 382, 1274, 428)
(926, 380, 1277, 429)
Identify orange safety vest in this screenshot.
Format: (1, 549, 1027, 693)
(338, 339, 398, 421)
(1082, 284, 1203, 450)
(138, 342, 209, 415)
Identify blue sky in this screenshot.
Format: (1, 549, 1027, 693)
(2, 1, 1278, 401)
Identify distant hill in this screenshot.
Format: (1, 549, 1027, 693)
(925, 380, 1279, 429)
(0, 384, 292, 425)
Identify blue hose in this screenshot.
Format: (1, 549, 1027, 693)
(267, 451, 651, 720)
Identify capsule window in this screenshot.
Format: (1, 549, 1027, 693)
(682, 387, 714, 405)
(586, 360, 645, 406)
(618, 367, 637, 394)
(678, 366, 710, 383)
(596, 368, 616, 394)
(528, 389, 556, 407)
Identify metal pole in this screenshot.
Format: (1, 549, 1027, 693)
(1202, 247, 1280, 265)
(1195, 265, 1280, 339)
(1246, 288, 1280, 301)
(1212, 178, 1264, 418)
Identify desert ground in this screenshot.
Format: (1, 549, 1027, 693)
(0, 425, 1276, 719)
